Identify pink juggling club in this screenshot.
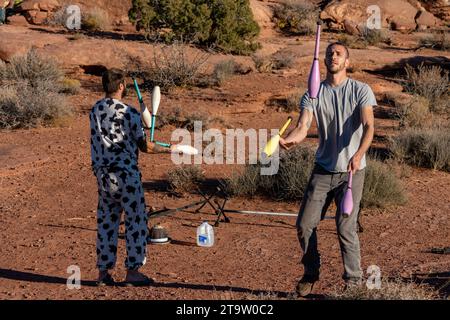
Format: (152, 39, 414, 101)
(308, 21, 322, 99)
(341, 171, 353, 218)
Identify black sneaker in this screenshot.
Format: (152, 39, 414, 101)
(296, 275, 319, 297)
(96, 273, 116, 287)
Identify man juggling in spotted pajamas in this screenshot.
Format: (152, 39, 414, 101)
(89, 68, 168, 286)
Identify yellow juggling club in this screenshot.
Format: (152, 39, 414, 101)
(262, 116, 293, 157)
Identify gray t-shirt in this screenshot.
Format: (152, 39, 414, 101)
(300, 78, 377, 173)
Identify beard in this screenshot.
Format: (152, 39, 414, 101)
(326, 61, 346, 74)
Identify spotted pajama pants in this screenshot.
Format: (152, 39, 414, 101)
(95, 167, 148, 271)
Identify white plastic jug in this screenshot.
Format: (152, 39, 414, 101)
(196, 221, 214, 247)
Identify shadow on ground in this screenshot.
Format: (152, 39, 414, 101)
(412, 271, 450, 299)
(0, 268, 325, 299)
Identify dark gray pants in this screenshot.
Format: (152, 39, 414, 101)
(296, 164, 365, 282)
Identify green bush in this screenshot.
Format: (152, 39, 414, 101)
(129, 0, 260, 54)
(390, 127, 450, 172)
(273, 1, 319, 35)
(0, 50, 72, 129)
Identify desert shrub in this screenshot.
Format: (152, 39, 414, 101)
(129, 0, 260, 54)
(337, 33, 368, 49)
(390, 127, 450, 172)
(252, 51, 296, 73)
(361, 27, 391, 46)
(167, 165, 205, 193)
(396, 95, 430, 128)
(0, 50, 72, 129)
(419, 31, 450, 51)
(338, 28, 390, 49)
(267, 91, 303, 113)
(252, 54, 274, 73)
(285, 91, 302, 112)
(329, 278, 438, 300)
(272, 51, 296, 70)
(137, 42, 210, 91)
(225, 145, 316, 200)
(61, 77, 81, 94)
(157, 108, 214, 131)
(82, 7, 110, 31)
(155, 107, 184, 129)
(227, 146, 406, 208)
(403, 64, 449, 114)
(273, 1, 319, 35)
(0, 50, 63, 89)
(213, 59, 238, 85)
(183, 112, 210, 131)
(226, 164, 261, 197)
(271, 145, 316, 200)
(45, 4, 69, 27)
(361, 158, 407, 209)
(0, 84, 71, 129)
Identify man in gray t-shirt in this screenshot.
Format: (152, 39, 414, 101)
(280, 42, 376, 296)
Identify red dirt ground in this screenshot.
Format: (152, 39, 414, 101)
(0, 1, 449, 300)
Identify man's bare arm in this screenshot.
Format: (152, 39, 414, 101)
(137, 139, 171, 154)
(348, 105, 375, 172)
(279, 109, 313, 150)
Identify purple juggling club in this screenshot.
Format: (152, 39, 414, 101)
(308, 21, 322, 99)
(341, 171, 353, 218)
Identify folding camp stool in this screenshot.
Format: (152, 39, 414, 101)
(194, 185, 230, 227)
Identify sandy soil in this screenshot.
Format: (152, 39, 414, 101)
(0, 1, 449, 300)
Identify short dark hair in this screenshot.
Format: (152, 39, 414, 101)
(102, 68, 126, 94)
(326, 42, 350, 58)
